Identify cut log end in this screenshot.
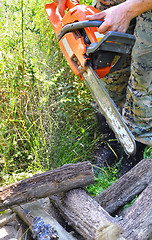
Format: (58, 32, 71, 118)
(50, 188, 123, 240)
(95, 223, 122, 240)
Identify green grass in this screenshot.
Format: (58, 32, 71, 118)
(0, 0, 98, 185)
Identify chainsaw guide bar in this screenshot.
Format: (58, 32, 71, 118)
(83, 67, 136, 155)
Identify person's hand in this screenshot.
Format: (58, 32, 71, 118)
(86, 4, 131, 34)
(54, 0, 67, 17)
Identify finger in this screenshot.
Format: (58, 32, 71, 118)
(86, 12, 105, 21)
(58, 0, 67, 17)
(54, 0, 59, 4)
(98, 21, 110, 34)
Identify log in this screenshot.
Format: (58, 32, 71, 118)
(95, 158, 152, 214)
(50, 188, 123, 240)
(0, 210, 16, 227)
(38, 198, 85, 239)
(121, 182, 152, 240)
(12, 200, 77, 240)
(0, 161, 94, 211)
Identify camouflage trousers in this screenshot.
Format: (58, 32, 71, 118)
(95, 0, 152, 146)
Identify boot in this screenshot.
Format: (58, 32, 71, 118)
(119, 141, 146, 176)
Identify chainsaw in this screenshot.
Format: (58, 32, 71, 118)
(45, 0, 136, 155)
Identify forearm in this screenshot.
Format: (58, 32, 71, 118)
(122, 0, 152, 20)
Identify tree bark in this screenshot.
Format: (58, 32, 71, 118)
(50, 188, 123, 240)
(121, 182, 152, 240)
(12, 201, 77, 240)
(95, 158, 152, 214)
(0, 161, 94, 211)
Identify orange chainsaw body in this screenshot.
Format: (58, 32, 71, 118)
(45, 1, 112, 79)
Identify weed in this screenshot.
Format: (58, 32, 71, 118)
(123, 195, 138, 210)
(143, 146, 152, 159)
(86, 166, 118, 196)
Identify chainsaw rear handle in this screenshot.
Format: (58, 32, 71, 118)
(45, 0, 80, 33)
(57, 20, 103, 40)
(65, 0, 79, 9)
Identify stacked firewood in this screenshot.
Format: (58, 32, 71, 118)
(0, 159, 152, 240)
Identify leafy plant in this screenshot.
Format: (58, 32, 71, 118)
(123, 195, 138, 210)
(143, 146, 152, 159)
(86, 166, 118, 196)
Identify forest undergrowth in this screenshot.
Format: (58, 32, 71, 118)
(0, 0, 151, 196)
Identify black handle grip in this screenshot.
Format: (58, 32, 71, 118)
(57, 20, 103, 40)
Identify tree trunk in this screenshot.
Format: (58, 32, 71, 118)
(0, 162, 94, 211)
(120, 182, 152, 240)
(50, 188, 123, 240)
(95, 158, 152, 214)
(12, 200, 77, 240)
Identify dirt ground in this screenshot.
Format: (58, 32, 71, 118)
(0, 220, 20, 240)
(0, 217, 33, 240)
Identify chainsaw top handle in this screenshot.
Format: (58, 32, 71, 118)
(57, 20, 103, 40)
